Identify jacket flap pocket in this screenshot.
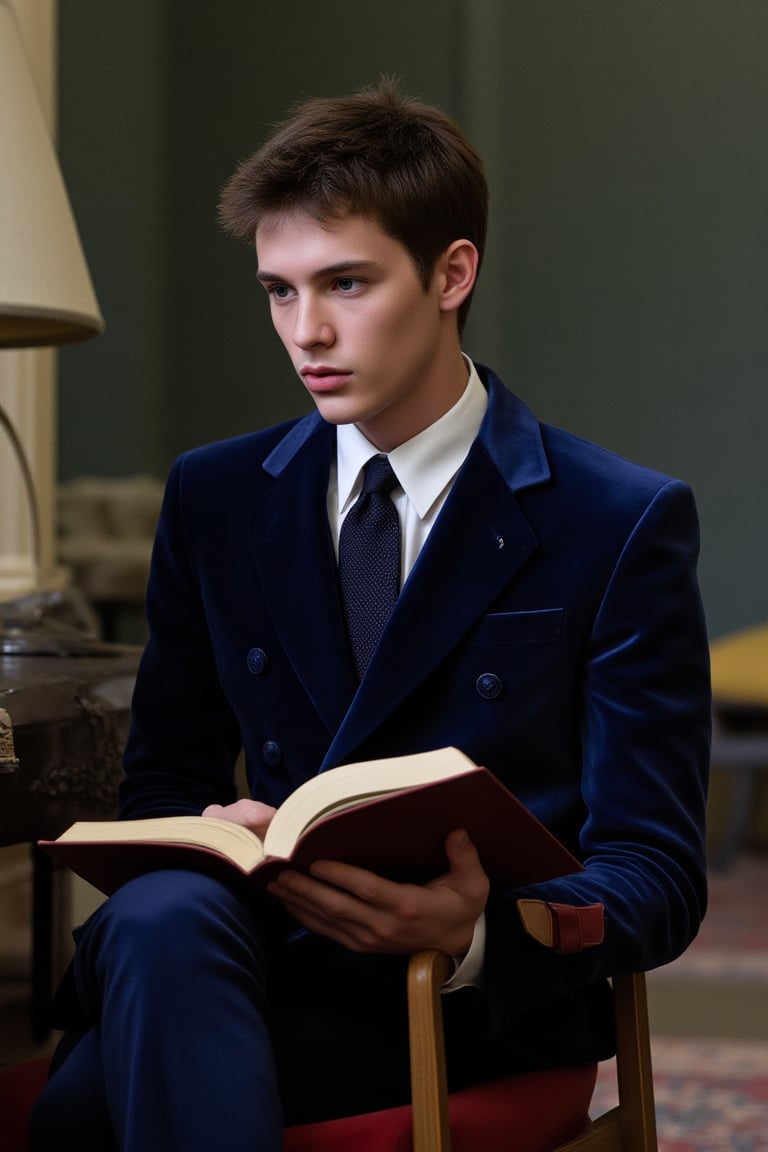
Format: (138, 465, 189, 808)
(474, 608, 564, 645)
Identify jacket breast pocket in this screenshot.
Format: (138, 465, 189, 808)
(472, 608, 564, 646)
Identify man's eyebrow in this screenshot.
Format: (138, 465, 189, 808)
(256, 260, 379, 284)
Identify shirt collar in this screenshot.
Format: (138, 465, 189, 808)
(336, 356, 488, 520)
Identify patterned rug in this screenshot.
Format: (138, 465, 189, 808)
(591, 1037, 768, 1151)
(592, 854, 768, 1150)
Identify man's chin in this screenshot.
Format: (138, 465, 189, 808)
(308, 395, 364, 426)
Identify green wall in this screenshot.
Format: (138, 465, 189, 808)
(58, 1, 768, 639)
(58, 1, 168, 477)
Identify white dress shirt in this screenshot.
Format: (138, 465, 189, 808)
(327, 356, 488, 989)
(329, 356, 486, 574)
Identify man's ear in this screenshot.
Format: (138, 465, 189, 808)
(436, 239, 479, 316)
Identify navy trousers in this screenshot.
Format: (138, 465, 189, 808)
(28, 869, 421, 1152)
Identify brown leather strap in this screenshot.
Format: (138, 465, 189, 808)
(517, 899, 605, 954)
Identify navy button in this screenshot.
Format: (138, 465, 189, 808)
(247, 647, 268, 675)
(476, 673, 502, 700)
(262, 740, 282, 768)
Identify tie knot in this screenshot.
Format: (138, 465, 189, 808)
(361, 455, 398, 497)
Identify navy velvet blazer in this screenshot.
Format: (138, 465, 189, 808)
(120, 364, 710, 1063)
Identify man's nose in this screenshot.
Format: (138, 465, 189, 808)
(293, 297, 333, 348)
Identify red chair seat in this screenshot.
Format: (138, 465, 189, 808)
(286, 1065, 597, 1152)
(0, 1055, 52, 1152)
(0, 1056, 596, 1152)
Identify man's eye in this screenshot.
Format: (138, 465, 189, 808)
(268, 284, 293, 300)
(336, 277, 361, 292)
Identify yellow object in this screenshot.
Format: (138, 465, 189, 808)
(710, 623, 768, 708)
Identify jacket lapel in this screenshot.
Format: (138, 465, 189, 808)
(247, 415, 358, 736)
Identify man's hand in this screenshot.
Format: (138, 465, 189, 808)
(202, 798, 277, 840)
(267, 829, 489, 957)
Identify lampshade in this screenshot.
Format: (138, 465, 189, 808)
(0, 0, 103, 348)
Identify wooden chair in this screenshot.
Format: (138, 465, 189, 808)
(0, 950, 657, 1152)
(402, 950, 658, 1152)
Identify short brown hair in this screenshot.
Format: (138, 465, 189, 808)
(218, 78, 488, 330)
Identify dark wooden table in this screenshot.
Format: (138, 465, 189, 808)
(0, 648, 141, 1037)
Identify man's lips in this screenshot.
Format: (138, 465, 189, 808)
(300, 367, 352, 392)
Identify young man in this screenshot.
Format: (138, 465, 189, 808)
(31, 80, 710, 1151)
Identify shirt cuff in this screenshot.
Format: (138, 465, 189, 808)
(441, 913, 486, 993)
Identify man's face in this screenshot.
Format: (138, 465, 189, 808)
(255, 211, 464, 451)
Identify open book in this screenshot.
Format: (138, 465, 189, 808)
(39, 746, 581, 896)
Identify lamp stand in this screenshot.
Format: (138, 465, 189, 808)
(0, 399, 115, 656)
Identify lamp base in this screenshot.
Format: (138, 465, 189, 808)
(0, 588, 119, 657)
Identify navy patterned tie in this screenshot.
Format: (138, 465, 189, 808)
(339, 455, 401, 680)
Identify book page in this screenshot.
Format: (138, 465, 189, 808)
(56, 816, 266, 872)
(263, 746, 476, 858)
